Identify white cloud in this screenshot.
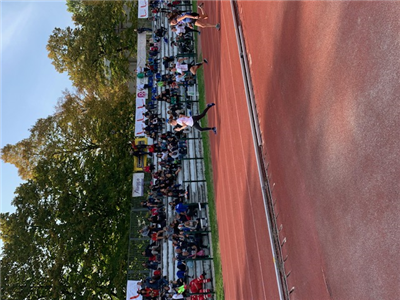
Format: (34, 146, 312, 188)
(1, 3, 34, 55)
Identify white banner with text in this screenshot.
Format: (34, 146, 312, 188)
(132, 173, 145, 197)
(138, 0, 148, 19)
(126, 280, 142, 300)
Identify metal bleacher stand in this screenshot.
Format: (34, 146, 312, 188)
(126, 1, 216, 298)
(155, 0, 215, 287)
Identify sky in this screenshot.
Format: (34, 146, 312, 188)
(1, 1, 75, 215)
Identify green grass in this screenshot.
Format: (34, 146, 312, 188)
(197, 69, 225, 300)
(191, 2, 225, 297)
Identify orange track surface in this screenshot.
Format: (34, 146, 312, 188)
(201, 1, 400, 300)
(200, 1, 280, 299)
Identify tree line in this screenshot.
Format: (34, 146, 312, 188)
(1, 1, 139, 299)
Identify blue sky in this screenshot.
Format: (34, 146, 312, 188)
(1, 1, 74, 215)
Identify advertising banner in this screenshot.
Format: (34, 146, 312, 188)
(136, 89, 148, 99)
(138, 0, 148, 19)
(132, 173, 145, 197)
(137, 33, 147, 68)
(134, 107, 147, 136)
(136, 97, 146, 108)
(126, 280, 142, 300)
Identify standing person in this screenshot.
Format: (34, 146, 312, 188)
(168, 103, 217, 134)
(172, 58, 208, 76)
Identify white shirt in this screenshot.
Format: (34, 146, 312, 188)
(175, 24, 186, 34)
(177, 116, 194, 127)
(175, 61, 188, 74)
(161, 151, 169, 160)
(175, 74, 185, 82)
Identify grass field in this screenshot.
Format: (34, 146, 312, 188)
(191, 2, 225, 297)
(196, 67, 224, 300)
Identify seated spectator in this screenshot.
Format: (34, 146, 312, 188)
(178, 219, 203, 231)
(163, 55, 175, 68)
(142, 260, 159, 270)
(143, 242, 160, 256)
(138, 287, 160, 300)
(149, 49, 159, 57)
(171, 23, 200, 35)
(143, 275, 168, 290)
(134, 27, 153, 34)
(189, 273, 212, 300)
(155, 27, 167, 37)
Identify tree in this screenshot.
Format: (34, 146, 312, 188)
(1, 116, 57, 180)
(1, 89, 135, 299)
(1, 89, 135, 179)
(47, 1, 138, 94)
(1, 2, 140, 297)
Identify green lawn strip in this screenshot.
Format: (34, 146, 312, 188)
(191, 4, 225, 296)
(197, 70, 224, 300)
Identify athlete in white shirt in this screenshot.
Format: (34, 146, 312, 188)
(171, 23, 201, 35)
(168, 103, 217, 134)
(172, 58, 208, 77)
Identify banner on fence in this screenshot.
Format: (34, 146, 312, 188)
(138, 0, 148, 19)
(134, 107, 147, 137)
(136, 89, 148, 99)
(136, 97, 146, 108)
(126, 280, 142, 300)
(134, 32, 148, 137)
(132, 173, 145, 197)
(137, 32, 147, 67)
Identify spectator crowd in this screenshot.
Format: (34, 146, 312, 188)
(129, 1, 218, 299)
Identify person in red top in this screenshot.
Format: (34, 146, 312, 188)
(153, 268, 162, 278)
(151, 230, 167, 242)
(189, 274, 212, 300)
(138, 287, 159, 299)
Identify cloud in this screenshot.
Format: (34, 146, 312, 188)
(1, 3, 34, 55)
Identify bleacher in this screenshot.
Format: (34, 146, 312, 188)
(129, 1, 216, 298)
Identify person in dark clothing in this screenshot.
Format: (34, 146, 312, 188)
(135, 27, 153, 33)
(142, 260, 159, 270)
(130, 149, 150, 157)
(149, 49, 159, 57)
(162, 56, 175, 68)
(155, 27, 167, 37)
(169, 7, 220, 30)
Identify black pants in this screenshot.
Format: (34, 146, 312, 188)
(184, 27, 201, 34)
(188, 60, 202, 69)
(137, 28, 153, 33)
(192, 105, 213, 132)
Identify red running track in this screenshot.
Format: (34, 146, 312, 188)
(199, 1, 280, 299)
(201, 2, 279, 300)
(201, 1, 400, 300)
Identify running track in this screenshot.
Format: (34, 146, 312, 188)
(201, 1, 400, 300)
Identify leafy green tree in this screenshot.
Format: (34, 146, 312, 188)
(47, 1, 138, 94)
(1, 1, 141, 298)
(1, 89, 135, 299)
(1, 116, 59, 180)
